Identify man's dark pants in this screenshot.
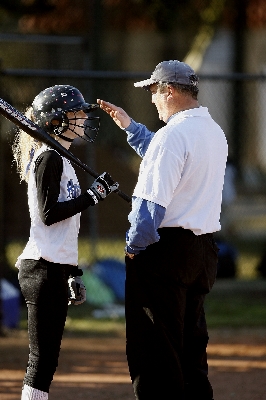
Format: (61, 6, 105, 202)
(125, 227, 219, 400)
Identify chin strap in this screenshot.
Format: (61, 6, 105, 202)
(57, 133, 74, 142)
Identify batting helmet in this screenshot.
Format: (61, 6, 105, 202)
(32, 85, 100, 142)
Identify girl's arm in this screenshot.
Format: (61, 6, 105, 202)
(35, 150, 94, 226)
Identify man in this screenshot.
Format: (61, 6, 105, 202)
(97, 60, 228, 400)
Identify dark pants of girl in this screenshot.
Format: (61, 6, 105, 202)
(125, 227, 219, 400)
(19, 258, 71, 393)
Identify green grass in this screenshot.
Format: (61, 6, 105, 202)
(65, 302, 126, 336)
(18, 280, 266, 336)
(19, 302, 126, 337)
(205, 288, 266, 328)
(7, 240, 266, 334)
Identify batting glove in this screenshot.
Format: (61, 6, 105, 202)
(68, 276, 86, 306)
(86, 172, 119, 204)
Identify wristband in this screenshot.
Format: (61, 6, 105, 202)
(86, 189, 99, 205)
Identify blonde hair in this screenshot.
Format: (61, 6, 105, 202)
(12, 106, 42, 183)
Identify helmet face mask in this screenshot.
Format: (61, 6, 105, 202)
(66, 113, 100, 143)
(32, 85, 100, 142)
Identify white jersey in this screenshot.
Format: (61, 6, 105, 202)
(16, 145, 81, 268)
(133, 107, 228, 235)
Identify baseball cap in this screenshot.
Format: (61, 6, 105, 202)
(134, 60, 198, 90)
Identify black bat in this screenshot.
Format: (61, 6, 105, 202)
(0, 97, 131, 204)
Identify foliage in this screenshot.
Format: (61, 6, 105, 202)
(103, 0, 229, 36)
(0, 0, 55, 15)
(0, 0, 227, 35)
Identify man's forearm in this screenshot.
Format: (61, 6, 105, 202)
(126, 197, 166, 254)
(125, 120, 155, 158)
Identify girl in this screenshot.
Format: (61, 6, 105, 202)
(12, 85, 118, 400)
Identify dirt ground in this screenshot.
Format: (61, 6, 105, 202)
(1, 328, 266, 400)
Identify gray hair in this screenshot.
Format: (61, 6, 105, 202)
(157, 80, 199, 100)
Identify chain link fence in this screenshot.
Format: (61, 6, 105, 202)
(1, 34, 266, 315)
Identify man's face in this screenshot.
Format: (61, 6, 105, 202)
(150, 83, 168, 122)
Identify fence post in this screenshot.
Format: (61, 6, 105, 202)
(231, 0, 247, 180)
(0, 108, 5, 335)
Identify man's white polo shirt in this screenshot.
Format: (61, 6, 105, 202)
(133, 107, 228, 235)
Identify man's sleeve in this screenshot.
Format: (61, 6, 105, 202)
(125, 196, 166, 254)
(125, 119, 155, 158)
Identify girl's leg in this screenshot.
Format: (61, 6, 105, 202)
(19, 259, 70, 394)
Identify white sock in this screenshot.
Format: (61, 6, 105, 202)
(21, 384, 48, 400)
